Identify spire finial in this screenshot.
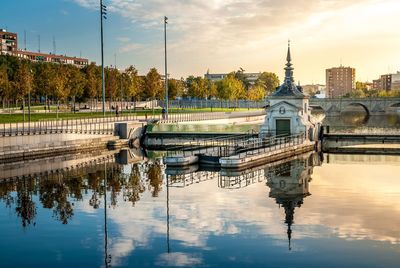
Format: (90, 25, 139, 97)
(286, 39, 292, 63)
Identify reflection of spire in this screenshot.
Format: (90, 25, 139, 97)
(283, 200, 296, 251)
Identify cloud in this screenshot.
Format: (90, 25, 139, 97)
(117, 37, 130, 43)
(119, 43, 144, 53)
(73, 0, 400, 82)
(156, 252, 202, 267)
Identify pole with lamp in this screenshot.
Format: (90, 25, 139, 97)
(164, 16, 169, 119)
(100, 0, 107, 117)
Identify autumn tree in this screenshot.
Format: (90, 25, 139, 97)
(143, 68, 163, 100)
(217, 74, 246, 100)
(124, 65, 142, 100)
(247, 84, 266, 100)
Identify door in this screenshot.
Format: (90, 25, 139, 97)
(276, 119, 291, 136)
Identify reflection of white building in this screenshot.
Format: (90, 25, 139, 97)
(260, 43, 322, 140)
(266, 153, 320, 250)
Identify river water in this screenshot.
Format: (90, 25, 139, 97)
(0, 149, 399, 267)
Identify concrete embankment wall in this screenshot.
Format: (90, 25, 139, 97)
(0, 150, 117, 180)
(0, 133, 118, 163)
(322, 134, 400, 154)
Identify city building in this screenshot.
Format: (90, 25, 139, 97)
(0, 28, 88, 68)
(205, 71, 261, 84)
(15, 50, 88, 68)
(301, 84, 325, 97)
(372, 79, 381, 91)
(325, 66, 356, 98)
(372, 72, 400, 91)
(0, 29, 17, 55)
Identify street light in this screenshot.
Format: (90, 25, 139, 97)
(164, 16, 169, 119)
(100, 0, 107, 117)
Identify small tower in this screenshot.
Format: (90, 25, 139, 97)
(260, 42, 321, 140)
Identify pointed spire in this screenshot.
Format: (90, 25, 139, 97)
(284, 40, 294, 85)
(286, 39, 291, 62)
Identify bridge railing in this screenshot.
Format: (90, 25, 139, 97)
(0, 115, 138, 137)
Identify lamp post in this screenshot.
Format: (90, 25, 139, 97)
(164, 16, 169, 119)
(100, 0, 107, 117)
(28, 69, 32, 122)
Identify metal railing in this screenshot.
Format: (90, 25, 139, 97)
(159, 110, 266, 123)
(1, 115, 137, 137)
(165, 132, 306, 159)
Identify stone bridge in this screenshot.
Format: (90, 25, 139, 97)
(309, 98, 400, 115)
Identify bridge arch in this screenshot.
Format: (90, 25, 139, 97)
(342, 103, 370, 116)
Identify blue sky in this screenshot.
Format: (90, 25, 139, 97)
(2, 0, 400, 83)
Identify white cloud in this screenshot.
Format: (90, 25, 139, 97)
(73, 0, 400, 83)
(116, 37, 130, 43)
(156, 252, 202, 267)
(119, 43, 144, 53)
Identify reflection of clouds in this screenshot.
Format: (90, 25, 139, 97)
(156, 252, 202, 267)
(76, 160, 400, 264)
(301, 163, 400, 244)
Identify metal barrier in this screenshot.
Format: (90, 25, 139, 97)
(165, 132, 305, 158)
(0, 115, 138, 137)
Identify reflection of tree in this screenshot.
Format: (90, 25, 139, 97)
(15, 178, 37, 228)
(65, 176, 85, 202)
(88, 172, 102, 209)
(124, 164, 145, 206)
(107, 164, 124, 208)
(147, 162, 163, 197)
(39, 174, 73, 224)
(0, 180, 16, 208)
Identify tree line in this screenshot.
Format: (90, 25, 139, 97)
(0, 54, 280, 109)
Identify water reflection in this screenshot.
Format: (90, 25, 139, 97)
(1, 150, 400, 267)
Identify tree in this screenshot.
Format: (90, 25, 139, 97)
(83, 63, 101, 100)
(168, 78, 184, 99)
(14, 60, 33, 101)
(256, 72, 280, 95)
(34, 62, 56, 109)
(247, 84, 266, 100)
(105, 67, 119, 103)
(0, 64, 11, 108)
(67, 66, 86, 111)
(53, 65, 70, 102)
(217, 74, 246, 100)
(143, 68, 163, 100)
(124, 65, 142, 100)
(187, 76, 208, 99)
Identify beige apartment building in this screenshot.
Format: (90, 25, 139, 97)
(326, 66, 355, 98)
(0, 28, 88, 68)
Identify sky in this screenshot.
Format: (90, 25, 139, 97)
(2, 0, 400, 84)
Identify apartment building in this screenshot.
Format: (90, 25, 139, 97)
(0, 29, 17, 55)
(0, 28, 88, 68)
(325, 66, 355, 98)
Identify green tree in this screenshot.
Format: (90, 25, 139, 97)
(187, 77, 208, 98)
(256, 72, 280, 95)
(168, 78, 185, 99)
(34, 62, 56, 109)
